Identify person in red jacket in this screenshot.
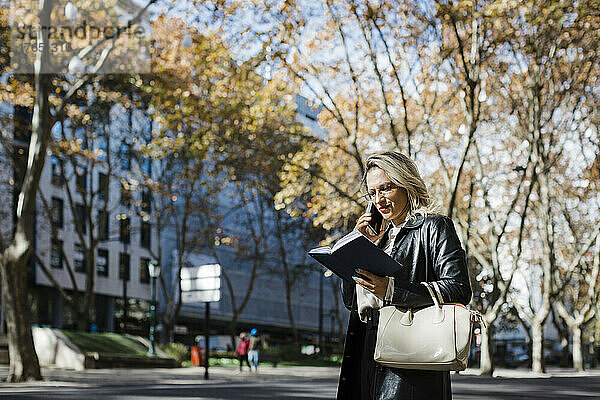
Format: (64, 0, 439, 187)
(235, 332, 251, 372)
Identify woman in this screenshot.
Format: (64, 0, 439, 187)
(235, 332, 251, 372)
(337, 151, 472, 400)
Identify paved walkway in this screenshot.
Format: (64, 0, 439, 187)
(0, 365, 339, 399)
(1, 365, 600, 399)
(0, 364, 340, 385)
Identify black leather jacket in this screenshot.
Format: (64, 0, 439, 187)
(337, 214, 472, 400)
(342, 213, 472, 310)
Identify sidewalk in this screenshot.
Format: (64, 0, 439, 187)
(460, 366, 600, 379)
(0, 364, 341, 388)
(2, 364, 600, 387)
(2, 365, 600, 399)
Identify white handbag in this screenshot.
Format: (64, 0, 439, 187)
(374, 281, 483, 371)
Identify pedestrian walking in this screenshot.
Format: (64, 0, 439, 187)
(235, 332, 251, 372)
(337, 151, 472, 400)
(248, 328, 263, 372)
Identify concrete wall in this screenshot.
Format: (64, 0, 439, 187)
(32, 327, 86, 370)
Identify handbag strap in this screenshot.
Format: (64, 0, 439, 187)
(421, 282, 442, 309)
(431, 281, 445, 304)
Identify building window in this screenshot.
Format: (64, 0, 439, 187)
(120, 183, 132, 207)
(119, 253, 130, 281)
(97, 248, 109, 277)
(120, 142, 131, 170)
(98, 172, 108, 200)
(120, 217, 130, 244)
(97, 210, 109, 240)
(141, 189, 151, 213)
(75, 203, 87, 234)
(50, 239, 63, 269)
(74, 243, 86, 273)
(50, 156, 63, 186)
(140, 257, 150, 284)
(140, 221, 151, 249)
(51, 197, 64, 229)
(76, 167, 87, 193)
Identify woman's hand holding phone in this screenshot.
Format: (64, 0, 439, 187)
(355, 203, 386, 243)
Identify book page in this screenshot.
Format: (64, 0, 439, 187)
(331, 230, 363, 252)
(308, 246, 332, 255)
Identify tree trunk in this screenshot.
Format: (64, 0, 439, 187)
(0, 249, 42, 382)
(329, 278, 344, 350)
(163, 313, 174, 344)
(551, 306, 570, 368)
(80, 247, 95, 331)
(76, 306, 89, 331)
(0, 0, 54, 381)
(559, 335, 570, 368)
(228, 314, 241, 346)
(531, 322, 545, 373)
(572, 325, 584, 372)
(165, 324, 174, 344)
(273, 211, 298, 343)
(526, 333, 533, 369)
(285, 282, 299, 344)
(479, 323, 494, 376)
(518, 315, 533, 369)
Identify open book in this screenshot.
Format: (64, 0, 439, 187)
(308, 230, 403, 282)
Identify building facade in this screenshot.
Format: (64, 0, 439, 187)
(158, 95, 347, 348)
(1, 101, 158, 333)
(0, 93, 346, 349)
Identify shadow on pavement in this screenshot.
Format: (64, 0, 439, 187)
(452, 373, 600, 399)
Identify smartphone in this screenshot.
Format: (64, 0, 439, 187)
(365, 202, 383, 236)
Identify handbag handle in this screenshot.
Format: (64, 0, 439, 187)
(422, 282, 487, 328)
(421, 282, 443, 310)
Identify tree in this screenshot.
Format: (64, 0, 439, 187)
(150, 147, 216, 342)
(0, 0, 156, 381)
(0, 0, 53, 381)
(491, 0, 600, 373)
(416, 1, 532, 375)
(211, 0, 600, 374)
(213, 0, 502, 366)
(35, 110, 114, 331)
(554, 236, 600, 371)
(272, 208, 323, 344)
(142, 16, 306, 343)
(33, 75, 157, 331)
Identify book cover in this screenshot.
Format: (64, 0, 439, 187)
(308, 230, 403, 282)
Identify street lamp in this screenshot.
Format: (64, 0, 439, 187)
(147, 259, 161, 356)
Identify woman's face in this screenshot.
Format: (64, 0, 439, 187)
(366, 167, 408, 226)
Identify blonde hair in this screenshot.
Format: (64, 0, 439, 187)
(361, 151, 438, 220)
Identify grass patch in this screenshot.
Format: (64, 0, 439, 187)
(159, 343, 189, 363)
(210, 356, 238, 367)
(207, 357, 339, 368)
(206, 354, 341, 368)
(62, 331, 150, 356)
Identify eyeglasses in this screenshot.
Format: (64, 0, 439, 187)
(363, 182, 398, 201)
